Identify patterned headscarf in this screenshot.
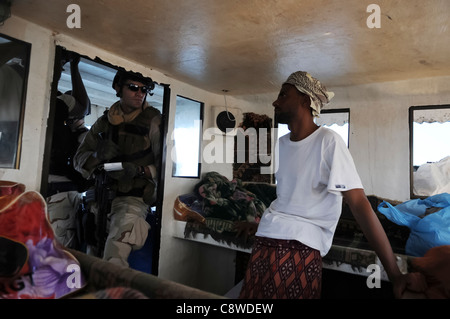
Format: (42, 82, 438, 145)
(284, 71, 334, 117)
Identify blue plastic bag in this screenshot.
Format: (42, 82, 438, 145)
(378, 193, 450, 257)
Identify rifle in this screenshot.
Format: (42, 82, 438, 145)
(93, 166, 116, 258)
(91, 130, 119, 257)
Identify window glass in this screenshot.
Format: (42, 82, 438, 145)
(0, 34, 31, 168)
(172, 96, 203, 178)
(410, 106, 450, 197)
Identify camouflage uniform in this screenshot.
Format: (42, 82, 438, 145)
(102, 196, 150, 267)
(47, 93, 92, 250)
(74, 102, 161, 267)
(47, 190, 82, 248)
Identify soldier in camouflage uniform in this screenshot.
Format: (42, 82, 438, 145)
(74, 69, 161, 267)
(47, 51, 92, 250)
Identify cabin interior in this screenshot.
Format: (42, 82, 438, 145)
(1, 0, 449, 299)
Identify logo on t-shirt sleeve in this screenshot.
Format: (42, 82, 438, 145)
(335, 184, 346, 189)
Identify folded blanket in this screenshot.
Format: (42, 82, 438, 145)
(177, 172, 277, 248)
(194, 172, 268, 225)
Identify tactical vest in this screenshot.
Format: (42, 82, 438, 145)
(103, 106, 160, 202)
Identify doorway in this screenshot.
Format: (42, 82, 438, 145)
(41, 46, 170, 275)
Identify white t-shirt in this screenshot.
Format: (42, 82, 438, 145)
(256, 126, 363, 256)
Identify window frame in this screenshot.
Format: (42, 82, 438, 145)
(318, 108, 350, 148)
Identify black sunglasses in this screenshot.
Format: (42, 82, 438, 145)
(125, 83, 150, 94)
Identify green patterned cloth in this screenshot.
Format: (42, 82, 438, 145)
(194, 172, 268, 225)
(181, 172, 276, 248)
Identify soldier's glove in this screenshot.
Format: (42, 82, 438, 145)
(94, 139, 120, 162)
(107, 162, 139, 180)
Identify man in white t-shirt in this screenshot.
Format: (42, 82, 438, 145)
(239, 71, 425, 299)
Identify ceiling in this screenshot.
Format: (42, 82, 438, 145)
(10, 0, 450, 95)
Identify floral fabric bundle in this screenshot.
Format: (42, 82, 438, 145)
(0, 180, 86, 299)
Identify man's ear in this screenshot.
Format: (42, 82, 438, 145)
(298, 93, 314, 117)
(301, 93, 311, 107)
(296, 92, 310, 110)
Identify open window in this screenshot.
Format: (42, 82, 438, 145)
(409, 105, 450, 198)
(276, 108, 350, 147)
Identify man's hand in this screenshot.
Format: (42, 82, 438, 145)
(94, 139, 120, 162)
(234, 221, 258, 242)
(392, 272, 427, 299)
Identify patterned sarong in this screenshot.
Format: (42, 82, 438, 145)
(239, 236, 322, 299)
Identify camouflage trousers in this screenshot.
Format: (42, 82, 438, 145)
(47, 191, 83, 248)
(103, 196, 150, 267)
